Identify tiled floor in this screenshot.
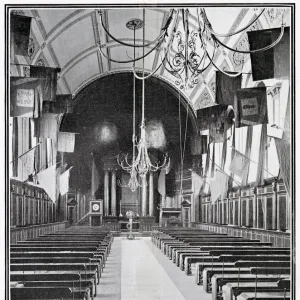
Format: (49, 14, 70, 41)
(96, 237, 211, 300)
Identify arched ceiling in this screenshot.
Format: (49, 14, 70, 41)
(12, 6, 289, 110)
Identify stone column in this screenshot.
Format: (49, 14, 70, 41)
(111, 170, 117, 216)
(252, 187, 257, 228)
(148, 172, 154, 216)
(104, 170, 109, 216)
(142, 175, 147, 216)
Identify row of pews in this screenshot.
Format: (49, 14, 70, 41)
(152, 227, 291, 300)
(10, 226, 113, 300)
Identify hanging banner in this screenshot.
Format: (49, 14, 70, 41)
(209, 119, 228, 143)
(34, 113, 63, 140)
(215, 71, 242, 105)
(234, 87, 268, 128)
(30, 66, 60, 102)
(59, 169, 70, 196)
(210, 170, 228, 203)
(10, 14, 32, 57)
(229, 148, 250, 178)
(57, 132, 75, 153)
(248, 27, 290, 81)
(10, 77, 44, 118)
(197, 104, 233, 131)
(56, 94, 73, 113)
(36, 164, 57, 202)
(191, 171, 204, 196)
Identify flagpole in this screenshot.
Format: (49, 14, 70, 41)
(229, 145, 277, 178)
(9, 142, 41, 163)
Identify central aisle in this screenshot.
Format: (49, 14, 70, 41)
(121, 237, 186, 300)
(97, 237, 210, 300)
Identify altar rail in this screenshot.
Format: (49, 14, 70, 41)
(10, 221, 68, 244)
(191, 222, 290, 248)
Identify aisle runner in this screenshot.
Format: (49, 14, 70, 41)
(121, 237, 186, 300)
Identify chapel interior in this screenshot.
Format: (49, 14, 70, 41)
(8, 5, 293, 300)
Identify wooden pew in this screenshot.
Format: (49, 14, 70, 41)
(185, 254, 290, 275)
(222, 281, 290, 300)
(202, 267, 290, 293)
(236, 291, 290, 299)
(211, 274, 290, 300)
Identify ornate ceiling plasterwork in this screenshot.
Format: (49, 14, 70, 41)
(11, 6, 290, 110)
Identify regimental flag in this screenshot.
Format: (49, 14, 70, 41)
(30, 66, 60, 102)
(215, 71, 242, 105)
(19, 147, 35, 181)
(234, 87, 268, 128)
(59, 169, 70, 196)
(10, 14, 32, 57)
(158, 169, 166, 196)
(209, 118, 227, 143)
(56, 94, 73, 113)
(58, 132, 75, 153)
(34, 113, 63, 140)
(36, 164, 57, 202)
(229, 148, 250, 178)
(248, 27, 290, 81)
(191, 171, 204, 196)
(91, 156, 100, 198)
(197, 104, 234, 130)
(210, 170, 228, 203)
(10, 77, 44, 118)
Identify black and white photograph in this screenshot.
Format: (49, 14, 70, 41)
(4, 2, 296, 300)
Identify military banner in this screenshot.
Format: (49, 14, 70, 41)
(234, 87, 268, 127)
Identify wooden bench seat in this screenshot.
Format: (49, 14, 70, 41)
(10, 287, 76, 300)
(202, 267, 291, 293)
(236, 291, 290, 300)
(22, 280, 94, 300)
(210, 274, 289, 300)
(223, 282, 289, 300)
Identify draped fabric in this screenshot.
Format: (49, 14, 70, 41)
(55, 94, 73, 113)
(228, 125, 236, 190)
(192, 171, 204, 196)
(30, 66, 59, 102)
(10, 77, 44, 118)
(210, 170, 228, 204)
(255, 124, 268, 186)
(36, 164, 58, 202)
(210, 142, 215, 179)
(34, 113, 63, 140)
(58, 132, 75, 153)
(10, 14, 32, 57)
(190, 134, 202, 155)
(59, 169, 70, 196)
(215, 71, 242, 105)
(248, 27, 290, 81)
(275, 90, 291, 195)
(229, 148, 250, 179)
(19, 147, 35, 181)
(17, 117, 31, 181)
(234, 87, 268, 128)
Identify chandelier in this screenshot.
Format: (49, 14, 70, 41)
(109, 10, 169, 190)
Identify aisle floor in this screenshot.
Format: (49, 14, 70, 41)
(95, 237, 211, 300)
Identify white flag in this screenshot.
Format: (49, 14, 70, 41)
(36, 164, 57, 202)
(19, 148, 35, 180)
(229, 149, 250, 178)
(59, 169, 70, 196)
(191, 171, 204, 196)
(58, 132, 75, 153)
(210, 170, 228, 203)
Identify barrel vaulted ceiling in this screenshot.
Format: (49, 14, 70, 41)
(12, 6, 289, 110)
